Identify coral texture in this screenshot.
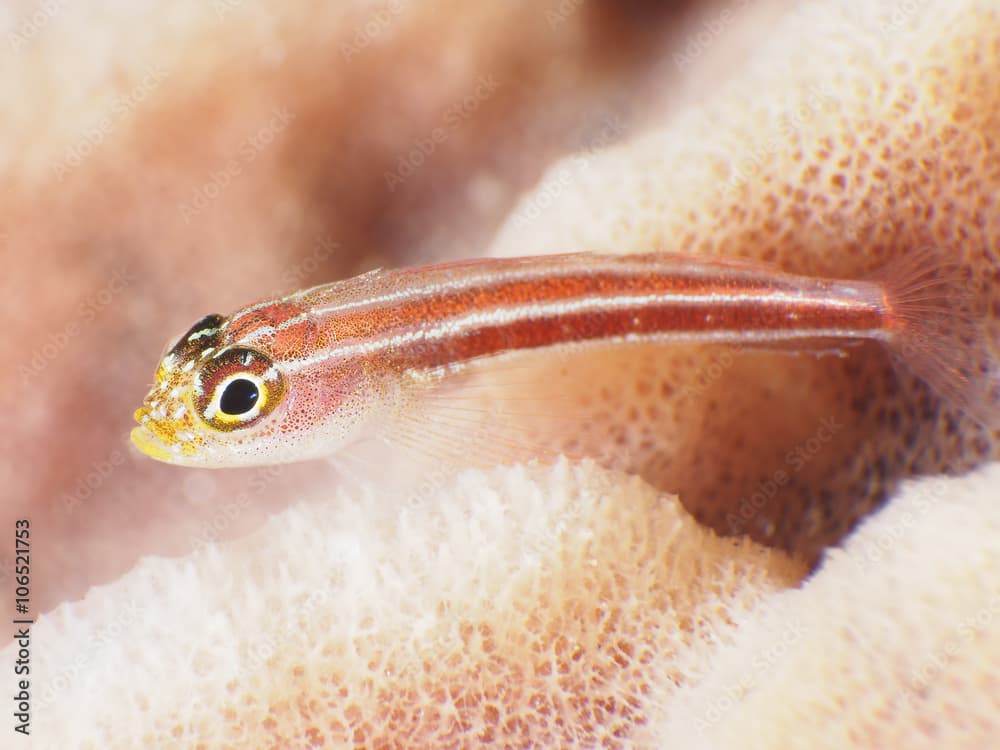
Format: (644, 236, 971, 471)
(491, 0, 1000, 557)
(27, 461, 803, 748)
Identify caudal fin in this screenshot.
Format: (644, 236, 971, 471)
(881, 245, 998, 427)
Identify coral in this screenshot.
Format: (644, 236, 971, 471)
(28, 461, 803, 748)
(491, 0, 1000, 557)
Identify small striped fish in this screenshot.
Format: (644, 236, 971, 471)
(131, 250, 994, 467)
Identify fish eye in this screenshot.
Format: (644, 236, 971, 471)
(219, 378, 260, 416)
(193, 348, 285, 431)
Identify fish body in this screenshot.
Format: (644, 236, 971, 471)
(131, 250, 991, 467)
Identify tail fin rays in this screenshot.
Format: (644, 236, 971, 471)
(881, 246, 998, 427)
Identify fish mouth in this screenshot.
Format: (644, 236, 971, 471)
(130, 423, 177, 463)
(130, 405, 202, 464)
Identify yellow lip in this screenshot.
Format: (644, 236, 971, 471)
(130, 425, 175, 463)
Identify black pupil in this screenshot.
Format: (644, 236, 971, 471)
(219, 379, 260, 416)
